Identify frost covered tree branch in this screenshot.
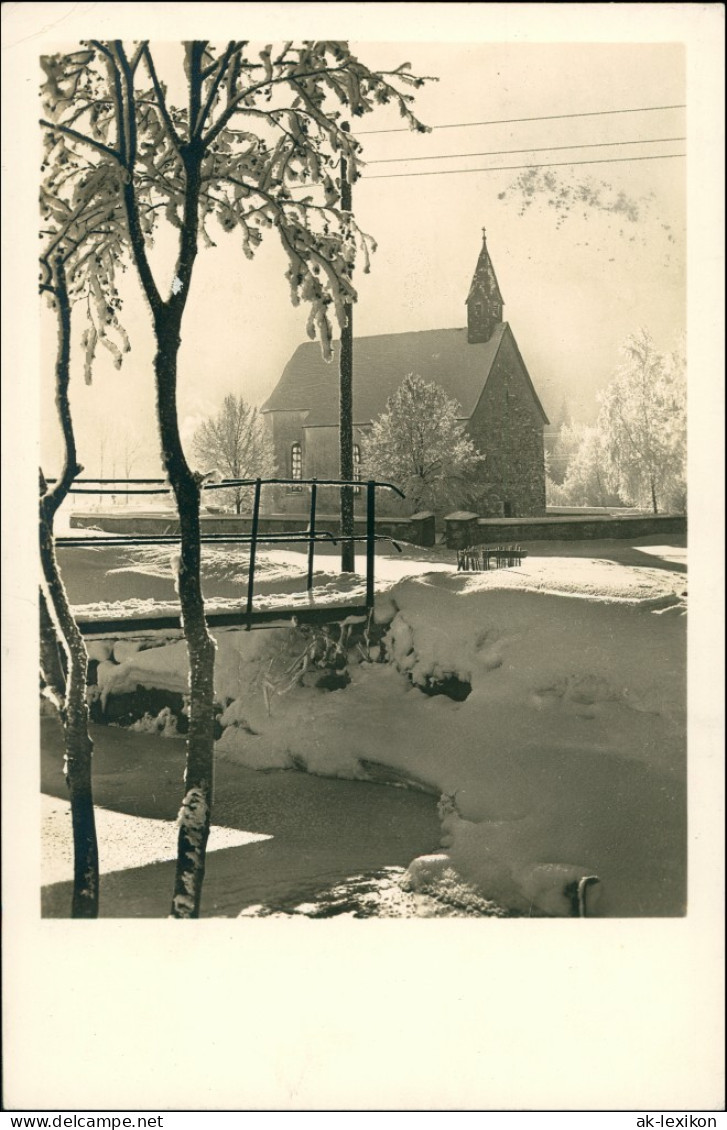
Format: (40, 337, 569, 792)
(41, 38, 431, 917)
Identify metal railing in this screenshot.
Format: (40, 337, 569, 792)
(48, 475, 405, 631)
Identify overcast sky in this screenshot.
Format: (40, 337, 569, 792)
(33, 23, 687, 477)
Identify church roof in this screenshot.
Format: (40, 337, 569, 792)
(262, 324, 500, 426)
(262, 322, 547, 427)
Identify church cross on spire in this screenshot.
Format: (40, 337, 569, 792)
(466, 227, 504, 344)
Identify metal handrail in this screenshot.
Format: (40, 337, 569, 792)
(45, 476, 406, 498)
(50, 475, 407, 630)
(55, 532, 339, 548)
(207, 477, 406, 497)
(56, 533, 401, 548)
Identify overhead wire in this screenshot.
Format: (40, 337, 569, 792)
(362, 152, 686, 180)
(366, 136, 687, 165)
(356, 103, 687, 135)
(355, 104, 687, 180)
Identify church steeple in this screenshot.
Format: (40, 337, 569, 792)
(466, 228, 504, 344)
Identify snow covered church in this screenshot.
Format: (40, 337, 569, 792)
(261, 231, 549, 517)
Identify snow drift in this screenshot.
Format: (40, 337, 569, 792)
(88, 557, 687, 917)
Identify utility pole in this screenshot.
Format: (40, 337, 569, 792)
(339, 123, 355, 574)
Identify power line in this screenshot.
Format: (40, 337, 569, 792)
(363, 152, 686, 180)
(357, 103, 686, 135)
(367, 136, 686, 165)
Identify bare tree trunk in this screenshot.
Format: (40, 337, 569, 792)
(121, 117, 216, 916)
(40, 501, 99, 917)
(154, 309, 216, 919)
(39, 256, 98, 918)
(651, 476, 658, 514)
(39, 587, 66, 699)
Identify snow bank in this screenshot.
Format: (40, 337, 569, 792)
(96, 642, 188, 704)
(373, 574, 685, 916)
(95, 627, 281, 705)
(90, 558, 686, 916)
(73, 581, 366, 625)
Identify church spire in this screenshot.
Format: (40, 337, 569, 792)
(466, 227, 504, 343)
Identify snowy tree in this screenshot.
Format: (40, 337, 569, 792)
(39, 105, 131, 916)
(546, 418, 582, 487)
(38, 256, 101, 917)
(552, 424, 622, 508)
(41, 41, 429, 917)
(544, 398, 577, 486)
(660, 337, 688, 512)
(192, 394, 276, 513)
(598, 329, 686, 513)
(362, 374, 485, 512)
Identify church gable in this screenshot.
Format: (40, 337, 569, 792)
(470, 330, 545, 427)
(475, 325, 548, 427)
(467, 326, 548, 517)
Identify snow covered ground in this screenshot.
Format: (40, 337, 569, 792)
(41, 795, 271, 886)
(67, 546, 686, 918)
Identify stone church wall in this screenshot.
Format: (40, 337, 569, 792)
(467, 333, 547, 517)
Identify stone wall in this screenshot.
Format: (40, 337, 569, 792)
(443, 512, 687, 548)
